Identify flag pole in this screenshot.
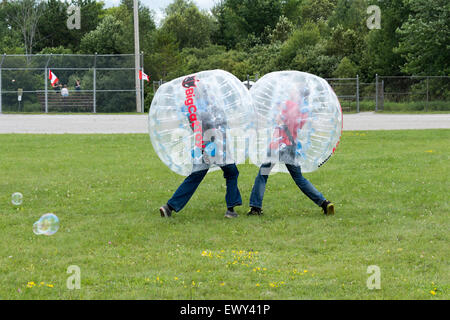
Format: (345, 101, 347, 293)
(134, 0, 142, 113)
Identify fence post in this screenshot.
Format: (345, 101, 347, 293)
(426, 76, 429, 112)
(356, 74, 360, 113)
(381, 80, 384, 111)
(0, 54, 5, 114)
(93, 53, 97, 113)
(44, 54, 51, 113)
(141, 51, 144, 113)
(44, 67, 47, 113)
(375, 74, 379, 112)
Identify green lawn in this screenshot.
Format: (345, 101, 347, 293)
(0, 130, 448, 300)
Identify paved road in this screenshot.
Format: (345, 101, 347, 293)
(0, 112, 449, 133)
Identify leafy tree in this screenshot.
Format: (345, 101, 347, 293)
(333, 56, 358, 78)
(0, 2, 24, 53)
(328, 0, 367, 32)
(212, 0, 282, 48)
(6, 0, 45, 56)
(104, 0, 156, 53)
(269, 15, 294, 43)
(291, 40, 339, 77)
(34, 0, 70, 52)
(298, 0, 337, 24)
(245, 42, 282, 75)
(396, 0, 450, 75)
(39, 45, 73, 54)
(80, 15, 126, 53)
(161, 0, 214, 49)
(278, 21, 321, 68)
(362, 0, 410, 77)
(146, 30, 181, 80)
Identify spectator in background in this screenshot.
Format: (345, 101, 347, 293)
(75, 79, 81, 91)
(53, 80, 61, 92)
(61, 84, 69, 97)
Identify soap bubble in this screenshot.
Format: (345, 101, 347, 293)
(250, 71, 342, 173)
(11, 192, 23, 206)
(32, 221, 40, 235)
(33, 213, 59, 236)
(149, 69, 254, 176)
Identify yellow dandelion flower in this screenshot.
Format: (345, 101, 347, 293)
(256, 283, 260, 287)
(303, 270, 308, 273)
(46, 284, 54, 288)
(174, 277, 179, 281)
(430, 290, 436, 295)
(220, 282, 225, 286)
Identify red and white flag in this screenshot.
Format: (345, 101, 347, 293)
(139, 70, 150, 82)
(49, 69, 59, 86)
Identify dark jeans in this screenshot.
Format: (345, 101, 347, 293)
(167, 164, 242, 212)
(249, 163, 326, 209)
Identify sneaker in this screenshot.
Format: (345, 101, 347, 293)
(224, 210, 238, 218)
(247, 207, 263, 216)
(159, 204, 172, 218)
(321, 201, 335, 215)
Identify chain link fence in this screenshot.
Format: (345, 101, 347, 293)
(376, 75, 450, 112)
(1, 56, 448, 114)
(0, 53, 145, 113)
(153, 74, 449, 113)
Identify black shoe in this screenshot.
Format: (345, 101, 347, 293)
(247, 207, 263, 216)
(321, 201, 335, 215)
(224, 210, 238, 218)
(159, 204, 172, 218)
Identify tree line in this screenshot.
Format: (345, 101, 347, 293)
(1, 0, 448, 111)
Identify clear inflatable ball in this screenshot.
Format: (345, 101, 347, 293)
(149, 69, 254, 176)
(250, 71, 342, 173)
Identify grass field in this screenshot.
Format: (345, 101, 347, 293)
(0, 130, 448, 300)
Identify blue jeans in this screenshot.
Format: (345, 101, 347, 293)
(249, 163, 326, 209)
(167, 164, 242, 212)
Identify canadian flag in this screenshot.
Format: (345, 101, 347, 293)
(49, 69, 59, 87)
(139, 70, 150, 82)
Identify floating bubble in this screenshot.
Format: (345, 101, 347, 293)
(11, 192, 23, 206)
(250, 71, 342, 173)
(33, 213, 59, 236)
(149, 69, 255, 176)
(32, 221, 41, 235)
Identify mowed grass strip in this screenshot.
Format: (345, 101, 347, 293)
(0, 130, 448, 299)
